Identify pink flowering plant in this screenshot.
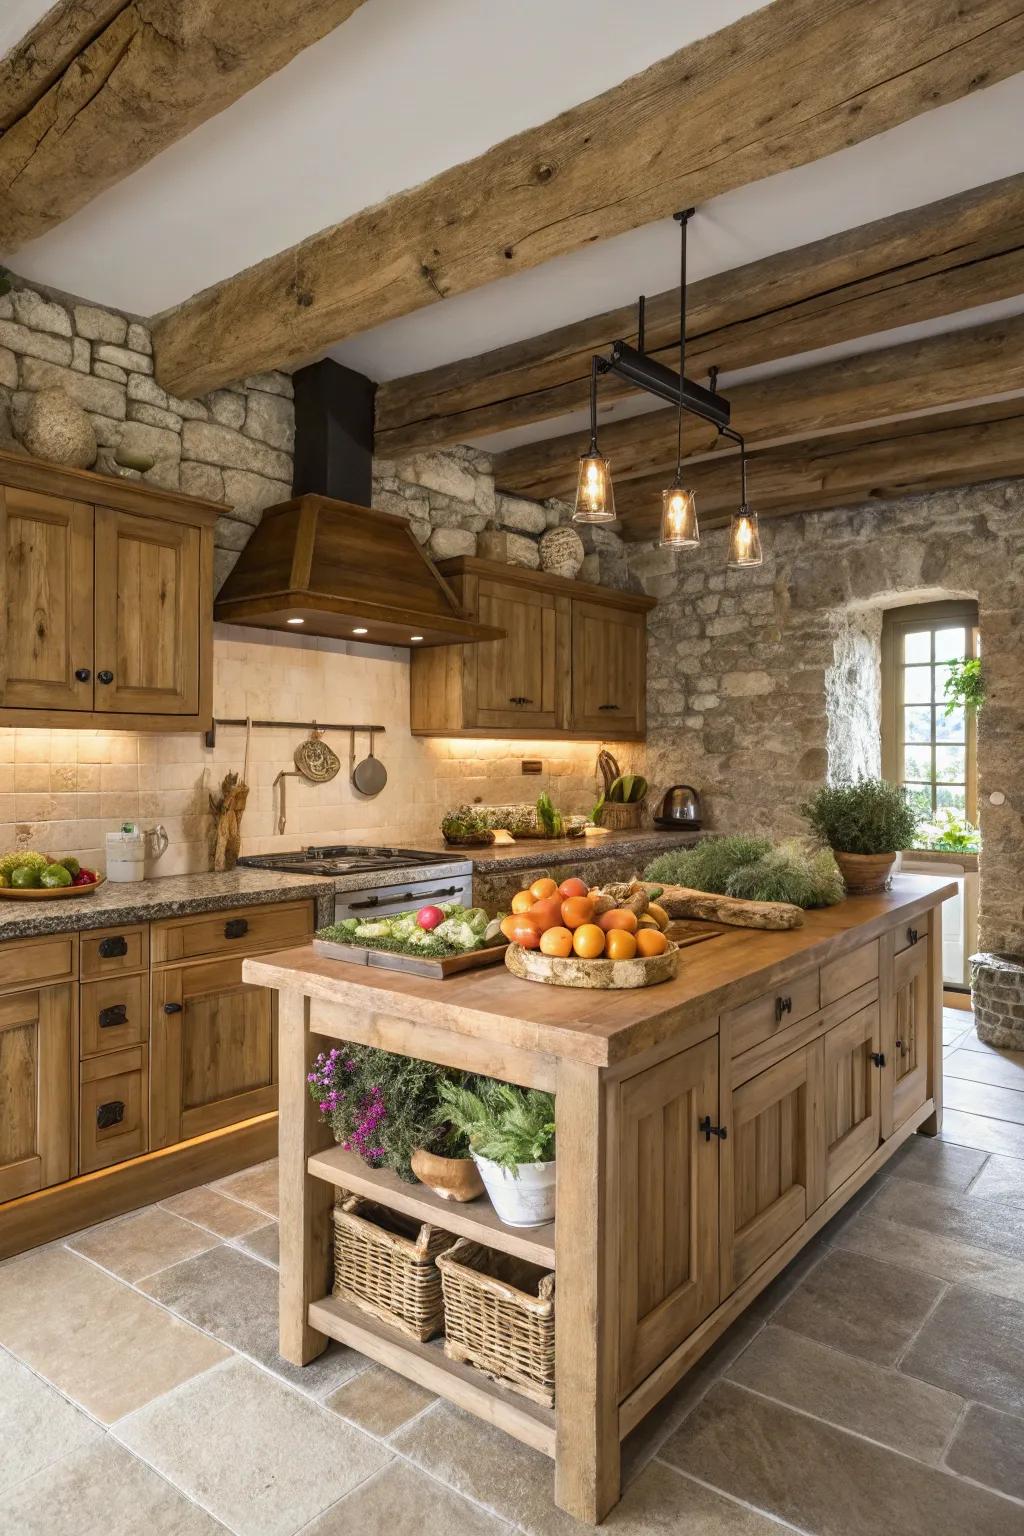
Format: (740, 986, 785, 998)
(307, 1044, 470, 1182)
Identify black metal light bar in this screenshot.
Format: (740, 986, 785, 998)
(606, 340, 731, 428)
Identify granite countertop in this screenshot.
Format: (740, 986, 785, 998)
(0, 868, 335, 943)
(412, 827, 701, 874)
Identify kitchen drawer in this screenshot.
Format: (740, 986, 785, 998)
(80, 972, 149, 1057)
(80, 924, 149, 979)
(151, 900, 314, 965)
(820, 940, 879, 1008)
(895, 920, 927, 956)
(0, 933, 77, 992)
(724, 969, 820, 1060)
(79, 1045, 148, 1173)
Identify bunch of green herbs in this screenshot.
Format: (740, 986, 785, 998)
(436, 1079, 556, 1174)
(644, 834, 843, 908)
(801, 778, 920, 855)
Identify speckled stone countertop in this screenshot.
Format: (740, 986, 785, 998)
(0, 868, 335, 943)
(412, 828, 701, 874)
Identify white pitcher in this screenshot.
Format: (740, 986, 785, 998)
(105, 823, 169, 882)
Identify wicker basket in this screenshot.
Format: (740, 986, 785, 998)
(333, 1195, 454, 1341)
(598, 800, 643, 831)
(437, 1238, 556, 1406)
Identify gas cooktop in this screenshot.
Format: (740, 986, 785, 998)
(238, 844, 465, 877)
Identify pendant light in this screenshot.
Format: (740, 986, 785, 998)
(573, 356, 615, 522)
(727, 438, 763, 567)
(658, 210, 699, 550)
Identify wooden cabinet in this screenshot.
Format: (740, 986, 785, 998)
(721, 1043, 825, 1296)
(823, 1002, 882, 1196)
(0, 449, 217, 730)
(410, 558, 654, 740)
(616, 1036, 719, 1396)
(80, 1045, 149, 1174)
(0, 983, 74, 1202)
(882, 928, 930, 1135)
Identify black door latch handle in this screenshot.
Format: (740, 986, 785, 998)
(774, 995, 793, 1024)
(698, 1115, 728, 1142)
(906, 926, 919, 946)
(163, 1001, 183, 1014)
(98, 936, 128, 959)
(99, 1004, 128, 1029)
(870, 1051, 886, 1068)
(224, 917, 249, 939)
(96, 1100, 125, 1130)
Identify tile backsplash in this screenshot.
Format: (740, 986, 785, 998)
(0, 626, 634, 876)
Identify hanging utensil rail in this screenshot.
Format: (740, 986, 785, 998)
(203, 719, 386, 749)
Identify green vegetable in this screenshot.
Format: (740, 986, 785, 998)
(434, 918, 480, 950)
(536, 792, 564, 838)
(608, 773, 648, 804)
(58, 856, 81, 877)
(646, 836, 772, 893)
(436, 1079, 556, 1173)
(0, 851, 49, 877)
(10, 865, 42, 889)
(801, 778, 920, 855)
(645, 835, 843, 909)
(41, 864, 73, 888)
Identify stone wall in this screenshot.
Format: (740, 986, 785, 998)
(628, 480, 1024, 955)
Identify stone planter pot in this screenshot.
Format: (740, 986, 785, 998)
(410, 1148, 485, 1203)
(472, 1153, 556, 1227)
(970, 952, 1024, 1049)
(832, 850, 897, 894)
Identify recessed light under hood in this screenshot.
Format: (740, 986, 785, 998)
(214, 494, 504, 647)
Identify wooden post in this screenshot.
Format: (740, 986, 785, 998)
(553, 1061, 619, 1522)
(278, 988, 334, 1365)
(920, 903, 945, 1136)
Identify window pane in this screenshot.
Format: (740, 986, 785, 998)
(937, 706, 965, 743)
(936, 784, 967, 811)
(903, 746, 932, 780)
(903, 630, 931, 664)
(903, 705, 932, 743)
(935, 626, 966, 662)
(935, 745, 966, 783)
(904, 785, 933, 816)
(933, 664, 952, 704)
(903, 667, 932, 703)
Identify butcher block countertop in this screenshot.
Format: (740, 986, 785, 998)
(245, 874, 956, 1067)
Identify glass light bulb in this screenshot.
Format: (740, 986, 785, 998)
(727, 504, 763, 567)
(659, 485, 699, 548)
(573, 452, 616, 523)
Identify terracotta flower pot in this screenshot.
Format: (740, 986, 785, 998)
(410, 1147, 485, 1203)
(832, 850, 897, 895)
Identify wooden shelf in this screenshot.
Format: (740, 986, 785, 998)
(310, 1292, 556, 1457)
(307, 1144, 556, 1268)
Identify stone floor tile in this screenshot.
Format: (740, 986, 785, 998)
(0, 1347, 102, 1494)
(970, 1153, 1024, 1208)
(213, 1159, 279, 1219)
(725, 1324, 963, 1462)
(115, 1357, 390, 1536)
(959, 1036, 1024, 1063)
(68, 1206, 221, 1282)
(610, 1461, 795, 1533)
(901, 1286, 1024, 1415)
(835, 1210, 1024, 1302)
(324, 1363, 436, 1437)
(161, 1185, 269, 1238)
(885, 1136, 989, 1192)
(0, 1247, 229, 1423)
(945, 1077, 1024, 1126)
(0, 1437, 227, 1534)
(945, 1047, 1024, 1092)
(869, 1176, 1024, 1259)
(939, 1108, 1024, 1159)
(235, 1223, 279, 1267)
(303, 1459, 509, 1535)
(661, 1380, 1022, 1536)
(771, 1248, 944, 1366)
(140, 1244, 359, 1396)
(945, 1403, 1024, 1502)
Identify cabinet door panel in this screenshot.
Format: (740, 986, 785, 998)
(79, 1045, 148, 1174)
(0, 985, 73, 1202)
(0, 487, 93, 711)
(571, 600, 645, 737)
(470, 581, 566, 731)
(824, 1003, 881, 1196)
(617, 1036, 719, 1397)
(721, 1043, 825, 1295)
(884, 938, 930, 1134)
(94, 507, 200, 715)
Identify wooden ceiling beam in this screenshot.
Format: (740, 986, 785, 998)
(375, 175, 1024, 455)
(0, 0, 368, 252)
(492, 312, 1024, 501)
(614, 403, 1024, 534)
(150, 0, 1024, 398)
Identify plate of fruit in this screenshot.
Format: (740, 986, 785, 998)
(500, 875, 678, 989)
(0, 852, 104, 899)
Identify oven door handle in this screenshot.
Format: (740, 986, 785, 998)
(346, 885, 462, 910)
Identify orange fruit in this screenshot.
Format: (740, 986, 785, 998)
(528, 895, 564, 931)
(604, 929, 637, 961)
(646, 901, 669, 931)
(560, 894, 596, 930)
(540, 925, 573, 957)
(499, 914, 521, 943)
(572, 923, 606, 959)
(558, 876, 589, 899)
(509, 916, 543, 949)
(597, 907, 638, 934)
(636, 929, 669, 957)
(511, 889, 535, 914)
(529, 877, 558, 900)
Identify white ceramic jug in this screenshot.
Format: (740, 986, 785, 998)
(105, 823, 169, 882)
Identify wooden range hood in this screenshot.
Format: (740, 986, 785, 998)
(214, 494, 504, 647)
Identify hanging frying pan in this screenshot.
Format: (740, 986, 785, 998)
(351, 729, 388, 797)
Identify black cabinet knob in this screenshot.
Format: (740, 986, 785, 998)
(96, 1100, 125, 1130)
(75, 667, 91, 682)
(163, 1001, 183, 1014)
(97, 669, 114, 685)
(224, 917, 249, 940)
(98, 936, 128, 958)
(99, 1004, 128, 1029)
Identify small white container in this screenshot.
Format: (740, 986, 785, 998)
(472, 1153, 556, 1227)
(105, 823, 168, 882)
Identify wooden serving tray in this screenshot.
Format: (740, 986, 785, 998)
(0, 874, 106, 900)
(312, 934, 509, 979)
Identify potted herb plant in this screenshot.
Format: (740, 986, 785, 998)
(436, 1078, 556, 1227)
(801, 777, 920, 894)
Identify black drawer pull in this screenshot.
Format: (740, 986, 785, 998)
(774, 995, 793, 1024)
(507, 696, 534, 706)
(97, 669, 114, 685)
(906, 926, 919, 946)
(75, 667, 91, 682)
(96, 1100, 125, 1130)
(870, 1051, 886, 1068)
(99, 1004, 127, 1029)
(98, 936, 128, 959)
(224, 917, 250, 939)
(598, 702, 620, 711)
(163, 1001, 183, 1014)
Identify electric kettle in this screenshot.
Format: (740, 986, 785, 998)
(653, 785, 702, 830)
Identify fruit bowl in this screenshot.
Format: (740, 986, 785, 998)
(0, 874, 106, 900)
(504, 939, 678, 990)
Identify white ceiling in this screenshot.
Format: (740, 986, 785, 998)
(0, 0, 53, 55)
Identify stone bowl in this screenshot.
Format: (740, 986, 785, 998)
(504, 940, 678, 989)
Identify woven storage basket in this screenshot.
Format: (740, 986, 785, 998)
(437, 1237, 556, 1406)
(333, 1195, 453, 1341)
(598, 800, 643, 831)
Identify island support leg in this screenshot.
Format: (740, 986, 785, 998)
(920, 904, 945, 1135)
(554, 1061, 619, 1523)
(278, 989, 333, 1365)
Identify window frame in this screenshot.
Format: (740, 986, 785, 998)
(880, 600, 979, 828)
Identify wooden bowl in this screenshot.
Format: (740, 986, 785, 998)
(504, 940, 678, 990)
(832, 850, 896, 894)
(0, 874, 106, 900)
(410, 1148, 486, 1203)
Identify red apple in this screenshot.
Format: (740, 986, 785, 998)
(417, 905, 444, 930)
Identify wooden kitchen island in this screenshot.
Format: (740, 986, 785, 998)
(247, 874, 954, 1524)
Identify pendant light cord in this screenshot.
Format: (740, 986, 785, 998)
(588, 353, 599, 455)
(673, 209, 693, 482)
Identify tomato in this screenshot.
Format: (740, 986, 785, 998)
(528, 896, 564, 931)
(510, 916, 543, 949)
(572, 923, 606, 959)
(604, 929, 638, 961)
(539, 925, 573, 957)
(636, 929, 669, 957)
(560, 894, 596, 929)
(597, 907, 638, 934)
(557, 876, 589, 899)
(510, 889, 535, 914)
(529, 877, 558, 900)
